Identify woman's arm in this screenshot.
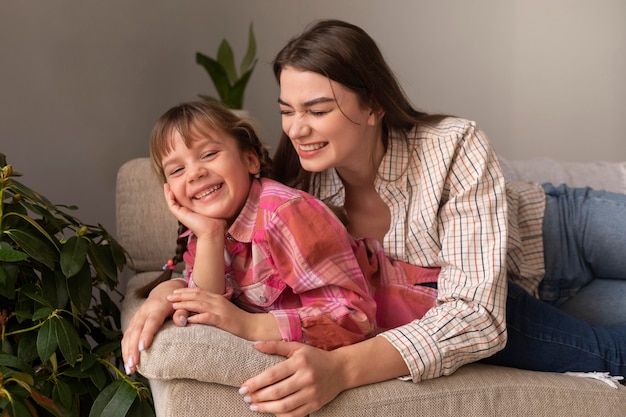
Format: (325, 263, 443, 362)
(239, 337, 408, 416)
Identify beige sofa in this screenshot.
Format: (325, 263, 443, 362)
(118, 157, 626, 417)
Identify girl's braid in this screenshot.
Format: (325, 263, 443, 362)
(134, 222, 189, 298)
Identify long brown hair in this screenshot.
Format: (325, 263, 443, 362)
(271, 19, 445, 190)
(136, 100, 273, 297)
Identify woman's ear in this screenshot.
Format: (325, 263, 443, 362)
(367, 107, 385, 127)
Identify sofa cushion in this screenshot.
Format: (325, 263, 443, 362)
(116, 159, 179, 272)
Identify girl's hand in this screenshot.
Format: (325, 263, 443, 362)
(121, 279, 186, 375)
(238, 341, 348, 417)
(167, 287, 281, 341)
(163, 183, 226, 239)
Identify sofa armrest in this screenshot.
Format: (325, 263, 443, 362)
(122, 272, 284, 386)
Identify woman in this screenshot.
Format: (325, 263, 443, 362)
(235, 20, 626, 416)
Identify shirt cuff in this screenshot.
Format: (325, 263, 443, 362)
(269, 310, 303, 343)
(377, 321, 442, 383)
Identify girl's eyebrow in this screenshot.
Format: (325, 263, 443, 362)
(278, 97, 335, 108)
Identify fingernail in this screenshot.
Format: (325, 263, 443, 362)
(249, 404, 259, 412)
(179, 316, 187, 326)
(125, 364, 132, 375)
(128, 355, 135, 368)
(138, 340, 145, 352)
(238, 386, 249, 395)
(243, 395, 252, 404)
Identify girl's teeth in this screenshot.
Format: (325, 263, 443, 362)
(300, 143, 327, 151)
(194, 184, 222, 199)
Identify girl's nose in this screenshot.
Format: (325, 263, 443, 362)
(187, 164, 207, 182)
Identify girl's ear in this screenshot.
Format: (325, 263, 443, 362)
(244, 149, 262, 176)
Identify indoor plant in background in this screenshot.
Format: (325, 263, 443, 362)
(0, 154, 154, 417)
(196, 22, 257, 110)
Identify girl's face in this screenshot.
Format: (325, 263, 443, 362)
(160, 128, 260, 223)
(278, 66, 383, 177)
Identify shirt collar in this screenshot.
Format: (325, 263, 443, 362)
(227, 178, 262, 243)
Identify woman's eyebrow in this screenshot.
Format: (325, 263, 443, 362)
(278, 97, 335, 108)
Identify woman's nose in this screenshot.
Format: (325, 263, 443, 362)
(287, 113, 310, 139)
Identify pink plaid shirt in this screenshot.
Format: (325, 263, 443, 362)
(183, 178, 381, 349)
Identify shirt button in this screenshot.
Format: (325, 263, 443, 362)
(227, 235, 234, 242)
(259, 295, 267, 303)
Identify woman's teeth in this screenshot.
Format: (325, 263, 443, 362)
(194, 184, 222, 199)
(299, 142, 327, 151)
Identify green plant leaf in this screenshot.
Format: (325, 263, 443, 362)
(37, 318, 58, 363)
(53, 377, 73, 410)
(127, 396, 156, 417)
(60, 235, 88, 278)
(228, 64, 257, 110)
(41, 268, 69, 309)
(0, 247, 29, 262)
(5, 177, 55, 208)
(104, 230, 128, 271)
(55, 316, 81, 366)
(240, 22, 256, 74)
(1, 398, 33, 417)
(217, 39, 237, 85)
(196, 52, 231, 104)
(88, 361, 109, 390)
(67, 263, 93, 313)
(0, 352, 32, 373)
(89, 380, 136, 417)
(6, 228, 58, 270)
(32, 306, 54, 321)
(17, 332, 39, 364)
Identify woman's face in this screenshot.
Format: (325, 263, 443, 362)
(278, 66, 382, 176)
(160, 128, 259, 223)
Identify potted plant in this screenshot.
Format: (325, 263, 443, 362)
(196, 22, 257, 110)
(0, 154, 154, 417)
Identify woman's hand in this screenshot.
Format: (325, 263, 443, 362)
(238, 337, 409, 416)
(238, 341, 349, 417)
(168, 287, 282, 341)
(121, 279, 186, 375)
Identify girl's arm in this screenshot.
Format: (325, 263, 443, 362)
(163, 183, 226, 294)
(190, 233, 226, 294)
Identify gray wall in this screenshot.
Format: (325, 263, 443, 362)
(2, 0, 625, 235)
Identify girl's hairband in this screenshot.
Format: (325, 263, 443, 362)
(162, 259, 175, 270)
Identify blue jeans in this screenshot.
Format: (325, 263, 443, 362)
(539, 184, 626, 304)
(483, 185, 626, 376)
(484, 281, 626, 376)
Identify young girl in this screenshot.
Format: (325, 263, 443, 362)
(137, 99, 440, 356)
